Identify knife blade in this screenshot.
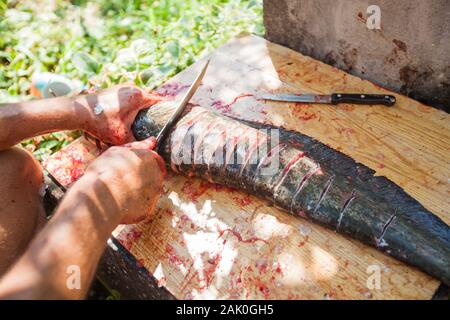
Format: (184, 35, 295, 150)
(155, 59, 210, 152)
(260, 93, 396, 106)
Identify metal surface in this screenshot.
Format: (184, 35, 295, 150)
(155, 59, 210, 150)
(260, 93, 332, 104)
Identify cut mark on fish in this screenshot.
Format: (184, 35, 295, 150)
(252, 143, 287, 181)
(222, 128, 250, 169)
(206, 129, 228, 172)
(289, 163, 321, 212)
(192, 121, 219, 167)
(170, 110, 209, 172)
(272, 151, 305, 198)
(313, 175, 335, 213)
(204, 128, 227, 172)
(376, 213, 397, 248)
(337, 190, 356, 229)
(239, 132, 267, 177)
(184, 109, 209, 126)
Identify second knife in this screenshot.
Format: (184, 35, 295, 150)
(260, 93, 396, 106)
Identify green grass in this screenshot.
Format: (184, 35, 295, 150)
(0, 0, 263, 160)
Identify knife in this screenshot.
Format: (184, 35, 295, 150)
(155, 59, 210, 152)
(260, 93, 396, 107)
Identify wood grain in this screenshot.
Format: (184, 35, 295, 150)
(44, 35, 449, 299)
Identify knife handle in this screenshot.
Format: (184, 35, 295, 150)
(331, 93, 396, 106)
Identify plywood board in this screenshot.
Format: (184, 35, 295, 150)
(44, 35, 449, 299)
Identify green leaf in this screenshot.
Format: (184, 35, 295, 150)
(164, 40, 180, 60)
(139, 68, 153, 84)
(1, 0, 264, 158)
(130, 39, 153, 58)
(0, 1, 6, 16)
(71, 52, 99, 74)
(39, 140, 59, 150)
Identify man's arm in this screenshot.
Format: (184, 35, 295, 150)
(0, 140, 164, 299)
(0, 85, 165, 299)
(0, 96, 90, 150)
(0, 85, 163, 150)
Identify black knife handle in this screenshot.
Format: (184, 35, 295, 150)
(331, 93, 396, 106)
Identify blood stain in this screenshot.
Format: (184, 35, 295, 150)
(210, 93, 253, 114)
(275, 263, 283, 274)
(292, 109, 317, 121)
(118, 229, 143, 251)
(233, 195, 253, 207)
(181, 180, 236, 203)
(218, 228, 268, 244)
(255, 259, 268, 274)
(254, 279, 270, 299)
(157, 82, 190, 98)
(181, 180, 210, 202)
(298, 236, 309, 247)
(338, 104, 356, 112)
(165, 244, 185, 266)
(337, 127, 355, 134)
(203, 254, 222, 287)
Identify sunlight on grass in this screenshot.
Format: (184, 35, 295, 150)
(0, 0, 264, 160)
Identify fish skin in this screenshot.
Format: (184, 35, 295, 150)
(133, 103, 450, 286)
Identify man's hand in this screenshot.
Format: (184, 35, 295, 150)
(0, 84, 163, 151)
(0, 137, 166, 299)
(80, 136, 166, 224)
(79, 85, 164, 145)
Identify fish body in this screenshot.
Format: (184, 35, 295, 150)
(133, 102, 450, 286)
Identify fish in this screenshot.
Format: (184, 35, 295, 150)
(132, 101, 450, 286)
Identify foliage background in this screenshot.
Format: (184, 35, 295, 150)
(0, 0, 263, 160)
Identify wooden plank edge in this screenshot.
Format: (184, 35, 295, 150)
(96, 238, 176, 300)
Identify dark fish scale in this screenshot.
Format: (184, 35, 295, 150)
(274, 157, 309, 208)
(132, 104, 450, 286)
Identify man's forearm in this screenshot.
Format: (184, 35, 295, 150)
(0, 96, 95, 150)
(0, 85, 161, 149)
(0, 172, 121, 299)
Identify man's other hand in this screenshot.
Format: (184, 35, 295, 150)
(79, 137, 165, 224)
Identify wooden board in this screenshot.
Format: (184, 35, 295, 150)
(44, 35, 450, 299)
